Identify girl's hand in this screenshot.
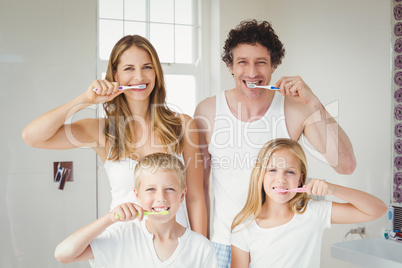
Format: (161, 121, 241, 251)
(275, 76, 320, 108)
(86, 79, 123, 104)
(109, 203, 144, 223)
(305, 178, 334, 196)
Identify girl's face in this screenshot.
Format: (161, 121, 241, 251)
(114, 45, 156, 101)
(134, 169, 186, 223)
(263, 148, 303, 204)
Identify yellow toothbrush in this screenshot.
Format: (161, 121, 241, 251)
(114, 210, 169, 220)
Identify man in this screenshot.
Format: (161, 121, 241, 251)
(194, 19, 356, 267)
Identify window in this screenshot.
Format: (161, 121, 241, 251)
(98, 0, 200, 116)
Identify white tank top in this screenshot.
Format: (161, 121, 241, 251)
(104, 152, 188, 228)
(209, 90, 290, 244)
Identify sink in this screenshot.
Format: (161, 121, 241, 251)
(331, 237, 402, 267)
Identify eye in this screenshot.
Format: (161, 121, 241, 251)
(238, 60, 246, 64)
(268, 169, 276, 173)
(124, 67, 134, 71)
(146, 188, 155, 191)
(287, 171, 295, 175)
(166, 188, 176, 191)
(143, 65, 153, 69)
(257, 61, 267, 65)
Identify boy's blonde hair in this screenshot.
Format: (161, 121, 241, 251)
(231, 138, 310, 232)
(134, 153, 186, 190)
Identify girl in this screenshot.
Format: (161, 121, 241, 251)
(230, 138, 386, 267)
(22, 35, 207, 236)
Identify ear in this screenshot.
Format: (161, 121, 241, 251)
(180, 187, 187, 203)
(134, 188, 141, 203)
(271, 65, 277, 73)
(299, 173, 305, 187)
(228, 65, 234, 76)
(113, 70, 117, 82)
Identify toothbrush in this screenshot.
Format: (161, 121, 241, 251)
(273, 186, 307, 193)
(93, 84, 146, 92)
(247, 84, 279, 90)
(114, 210, 169, 219)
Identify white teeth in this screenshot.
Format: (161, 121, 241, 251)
(153, 207, 169, 212)
(245, 81, 260, 85)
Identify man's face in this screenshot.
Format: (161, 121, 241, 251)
(229, 43, 276, 99)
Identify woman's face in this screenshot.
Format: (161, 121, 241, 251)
(114, 45, 156, 101)
(263, 148, 303, 205)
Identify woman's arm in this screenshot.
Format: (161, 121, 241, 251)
(181, 114, 208, 237)
(305, 179, 387, 224)
(22, 79, 121, 150)
(54, 202, 142, 263)
(230, 245, 250, 268)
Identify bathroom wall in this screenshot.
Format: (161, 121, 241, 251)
(0, 0, 97, 267)
(211, 0, 392, 267)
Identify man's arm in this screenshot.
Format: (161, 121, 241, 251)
(278, 76, 356, 174)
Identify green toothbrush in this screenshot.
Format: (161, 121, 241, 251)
(114, 210, 169, 220)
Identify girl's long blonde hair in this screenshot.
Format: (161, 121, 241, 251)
(231, 138, 310, 232)
(103, 35, 183, 160)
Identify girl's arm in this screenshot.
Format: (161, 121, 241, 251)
(181, 114, 208, 237)
(306, 179, 387, 224)
(54, 203, 143, 263)
(230, 245, 250, 268)
(22, 79, 122, 150)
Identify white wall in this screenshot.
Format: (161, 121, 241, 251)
(0, 0, 97, 267)
(212, 0, 392, 267)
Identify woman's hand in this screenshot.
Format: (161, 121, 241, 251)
(86, 79, 123, 104)
(109, 203, 144, 223)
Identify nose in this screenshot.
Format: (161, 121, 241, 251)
(133, 69, 143, 81)
(275, 172, 286, 185)
(155, 190, 167, 202)
(246, 64, 258, 78)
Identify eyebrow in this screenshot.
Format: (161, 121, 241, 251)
(121, 62, 153, 68)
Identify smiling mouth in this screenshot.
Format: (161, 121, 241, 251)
(243, 80, 262, 86)
(152, 207, 170, 212)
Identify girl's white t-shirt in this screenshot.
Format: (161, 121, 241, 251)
(230, 200, 332, 268)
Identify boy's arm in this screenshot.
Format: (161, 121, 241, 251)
(306, 179, 387, 224)
(230, 245, 250, 268)
(55, 202, 143, 263)
(54, 214, 113, 263)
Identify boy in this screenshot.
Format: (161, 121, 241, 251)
(55, 153, 217, 267)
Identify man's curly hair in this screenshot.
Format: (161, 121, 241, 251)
(222, 19, 285, 68)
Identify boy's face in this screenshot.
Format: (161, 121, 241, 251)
(134, 169, 186, 222)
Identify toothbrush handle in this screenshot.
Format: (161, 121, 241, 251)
(288, 186, 307, 192)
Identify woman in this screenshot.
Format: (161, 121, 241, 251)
(22, 35, 207, 236)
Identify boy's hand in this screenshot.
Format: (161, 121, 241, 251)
(305, 178, 335, 196)
(110, 203, 144, 223)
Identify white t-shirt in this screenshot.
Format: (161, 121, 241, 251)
(230, 200, 332, 268)
(90, 220, 218, 268)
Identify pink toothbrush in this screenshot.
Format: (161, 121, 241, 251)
(273, 186, 306, 193)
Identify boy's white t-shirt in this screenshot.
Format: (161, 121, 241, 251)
(90, 220, 217, 268)
(230, 200, 332, 268)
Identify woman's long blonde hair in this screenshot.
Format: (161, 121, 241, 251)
(103, 35, 183, 160)
(231, 138, 310, 232)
